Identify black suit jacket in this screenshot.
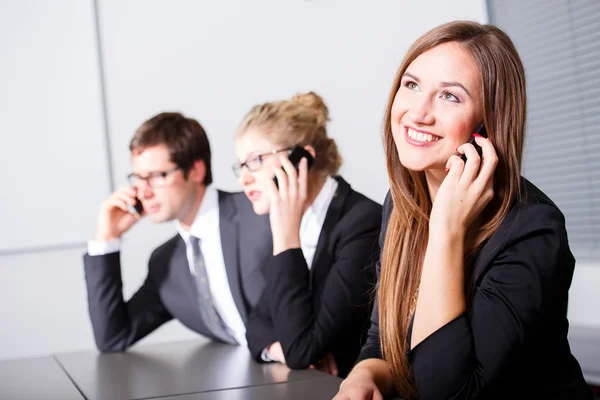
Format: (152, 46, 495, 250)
(83, 190, 272, 352)
(359, 178, 592, 399)
(246, 176, 382, 378)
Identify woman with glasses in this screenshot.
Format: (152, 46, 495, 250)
(233, 91, 382, 378)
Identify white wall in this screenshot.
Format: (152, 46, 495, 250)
(5, 0, 596, 361)
(568, 264, 600, 327)
(98, 0, 489, 199)
(0, 0, 112, 360)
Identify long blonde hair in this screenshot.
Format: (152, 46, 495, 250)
(378, 21, 526, 399)
(236, 91, 342, 177)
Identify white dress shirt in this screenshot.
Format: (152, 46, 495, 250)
(87, 184, 248, 346)
(261, 175, 339, 360)
(299, 176, 339, 268)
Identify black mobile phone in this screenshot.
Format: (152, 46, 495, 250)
(128, 197, 144, 215)
(273, 145, 315, 188)
(460, 123, 487, 162)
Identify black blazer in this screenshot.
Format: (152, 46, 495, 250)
(246, 176, 382, 378)
(83, 190, 272, 351)
(358, 178, 592, 399)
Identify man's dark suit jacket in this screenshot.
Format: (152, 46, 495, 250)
(246, 176, 382, 378)
(83, 190, 272, 352)
(358, 178, 592, 399)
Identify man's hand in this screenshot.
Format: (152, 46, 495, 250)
(95, 187, 142, 241)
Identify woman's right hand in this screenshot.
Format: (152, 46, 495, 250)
(267, 156, 308, 255)
(429, 134, 497, 239)
(333, 375, 383, 400)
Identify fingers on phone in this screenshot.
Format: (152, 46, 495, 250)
(114, 192, 137, 208)
(458, 143, 481, 181)
(445, 154, 464, 176)
(273, 165, 288, 199)
(117, 186, 137, 198)
(474, 136, 498, 185)
(279, 155, 298, 181)
(279, 156, 298, 198)
(107, 198, 129, 213)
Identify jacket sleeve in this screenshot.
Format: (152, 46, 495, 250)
(260, 206, 381, 370)
(84, 250, 173, 352)
(407, 203, 574, 399)
(245, 287, 277, 361)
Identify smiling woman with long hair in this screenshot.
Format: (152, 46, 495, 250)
(334, 21, 591, 400)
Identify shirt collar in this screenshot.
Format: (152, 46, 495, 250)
(176, 184, 219, 243)
(306, 176, 338, 219)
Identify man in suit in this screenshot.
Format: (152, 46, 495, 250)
(84, 112, 272, 351)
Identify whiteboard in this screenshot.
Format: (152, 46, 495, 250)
(0, 0, 111, 252)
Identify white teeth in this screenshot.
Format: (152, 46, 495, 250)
(407, 128, 439, 143)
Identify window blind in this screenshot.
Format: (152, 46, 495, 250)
(488, 0, 600, 261)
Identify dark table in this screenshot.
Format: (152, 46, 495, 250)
(54, 339, 342, 400)
(4, 326, 596, 400)
(0, 355, 84, 400)
(150, 377, 342, 399)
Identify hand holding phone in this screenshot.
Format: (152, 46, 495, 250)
(460, 123, 487, 163)
(273, 145, 315, 188)
(95, 187, 142, 241)
(128, 197, 144, 216)
(269, 145, 315, 255)
(433, 122, 497, 237)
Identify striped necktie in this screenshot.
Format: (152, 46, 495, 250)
(189, 235, 237, 344)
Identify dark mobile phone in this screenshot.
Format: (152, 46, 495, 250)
(460, 123, 487, 162)
(273, 145, 315, 188)
(128, 197, 144, 215)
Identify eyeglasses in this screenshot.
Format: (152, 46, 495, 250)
(127, 166, 181, 188)
(232, 148, 290, 178)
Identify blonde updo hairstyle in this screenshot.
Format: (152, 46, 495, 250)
(236, 91, 342, 177)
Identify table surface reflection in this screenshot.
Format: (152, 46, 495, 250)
(55, 339, 338, 400)
(151, 376, 342, 400)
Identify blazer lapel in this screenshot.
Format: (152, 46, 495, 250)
(218, 191, 248, 322)
(310, 176, 351, 290)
